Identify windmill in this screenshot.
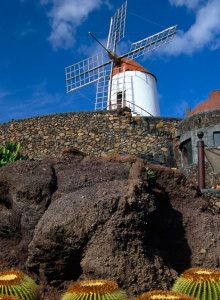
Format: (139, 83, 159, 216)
(65, 1, 177, 116)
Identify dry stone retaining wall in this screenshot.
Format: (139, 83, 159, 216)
(178, 110, 220, 134)
(0, 109, 180, 166)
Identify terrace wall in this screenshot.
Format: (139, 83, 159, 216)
(0, 109, 181, 167)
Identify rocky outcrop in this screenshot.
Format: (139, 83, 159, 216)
(0, 153, 219, 299)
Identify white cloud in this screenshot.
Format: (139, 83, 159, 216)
(174, 99, 189, 117)
(0, 89, 12, 103)
(20, 21, 37, 38)
(40, 0, 109, 49)
(169, 0, 203, 10)
(0, 82, 64, 123)
(160, 0, 220, 56)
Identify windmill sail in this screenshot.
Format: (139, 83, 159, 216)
(126, 25, 177, 60)
(65, 52, 111, 93)
(107, 0, 127, 52)
(97, 0, 127, 109)
(95, 68, 111, 110)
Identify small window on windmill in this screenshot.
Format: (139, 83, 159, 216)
(117, 91, 126, 108)
(180, 138, 192, 166)
(213, 132, 220, 147)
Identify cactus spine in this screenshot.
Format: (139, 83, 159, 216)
(0, 295, 20, 300)
(0, 270, 40, 300)
(62, 279, 128, 300)
(135, 290, 197, 300)
(172, 267, 220, 300)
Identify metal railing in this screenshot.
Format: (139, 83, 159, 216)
(125, 100, 154, 117)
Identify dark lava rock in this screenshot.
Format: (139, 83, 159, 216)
(0, 154, 219, 300)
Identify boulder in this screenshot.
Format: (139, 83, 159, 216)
(0, 154, 219, 299)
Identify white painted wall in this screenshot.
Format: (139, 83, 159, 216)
(108, 70, 160, 116)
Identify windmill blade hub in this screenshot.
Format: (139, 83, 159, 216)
(107, 51, 120, 63)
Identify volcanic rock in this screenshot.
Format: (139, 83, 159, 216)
(0, 153, 219, 299)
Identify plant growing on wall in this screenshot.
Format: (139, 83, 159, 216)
(145, 167, 156, 182)
(135, 290, 197, 300)
(61, 279, 128, 300)
(0, 269, 40, 300)
(172, 267, 220, 300)
(156, 122, 163, 129)
(0, 142, 29, 167)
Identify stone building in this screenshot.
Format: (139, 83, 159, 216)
(177, 90, 220, 187)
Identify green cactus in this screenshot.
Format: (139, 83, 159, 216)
(61, 279, 128, 300)
(0, 142, 29, 167)
(172, 267, 220, 300)
(0, 295, 20, 300)
(135, 290, 197, 300)
(0, 270, 40, 300)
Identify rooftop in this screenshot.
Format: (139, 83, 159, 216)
(189, 90, 220, 116)
(112, 58, 157, 80)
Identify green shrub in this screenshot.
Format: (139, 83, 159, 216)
(0, 142, 29, 167)
(172, 267, 220, 300)
(145, 167, 156, 181)
(156, 122, 163, 129)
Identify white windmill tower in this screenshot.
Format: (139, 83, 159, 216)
(65, 1, 177, 117)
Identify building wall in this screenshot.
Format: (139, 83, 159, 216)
(178, 110, 220, 163)
(110, 71, 160, 116)
(178, 109, 220, 187)
(178, 109, 220, 136)
(0, 109, 180, 166)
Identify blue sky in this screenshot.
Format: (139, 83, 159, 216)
(0, 0, 220, 123)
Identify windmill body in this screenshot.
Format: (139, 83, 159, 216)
(65, 0, 177, 117)
(109, 58, 160, 116)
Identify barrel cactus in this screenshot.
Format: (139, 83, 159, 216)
(135, 290, 197, 300)
(172, 267, 220, 300)
(0, 295, 20, 300)
(0, 270, 40, 300)
(61, 279, 128, 300)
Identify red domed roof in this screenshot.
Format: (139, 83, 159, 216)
(189, 90, 220, 116)
(112, 58, 157, 80)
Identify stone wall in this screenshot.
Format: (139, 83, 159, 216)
(178, 110, 220, 166)
(177, 109, 220, 188)
(0, 109, 181, 167)
(178, 110, 220, 136)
